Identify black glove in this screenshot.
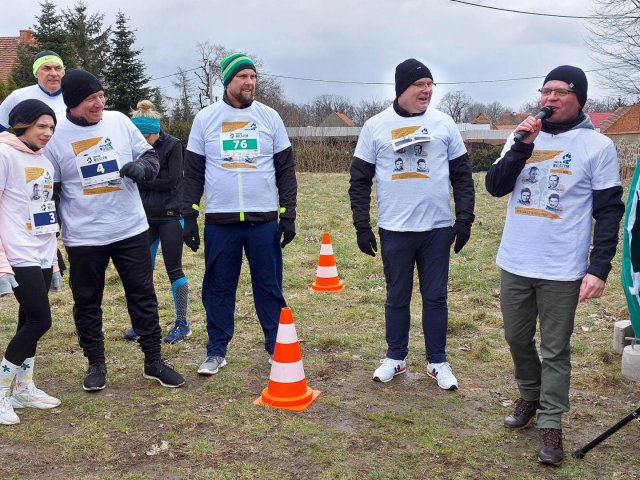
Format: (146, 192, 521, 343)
(278, 217, 296, 248)
(119, 161, 146, 182)
(450, 221, 471, 254)
(182, 216, 200, 252)
(356, 228, 377, 257)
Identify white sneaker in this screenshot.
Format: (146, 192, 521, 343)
(11, 384, 61, 409)
(373, 358, 407, 383)
(0, 395, 19, 425)
(427, 362, 458, 390)
(197, 356, 227, 375)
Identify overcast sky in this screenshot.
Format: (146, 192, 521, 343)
(2, 0, 616, 112)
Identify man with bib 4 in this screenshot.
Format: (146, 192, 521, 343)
(45, 69, 185, 391)
(349, 58, 475, 390)
(182, 53, 297, 376)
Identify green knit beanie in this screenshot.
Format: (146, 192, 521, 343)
(221, 53, 256, 86)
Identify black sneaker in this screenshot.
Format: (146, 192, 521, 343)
(83, 363, 107, 391)
(143, 359, 185, 388)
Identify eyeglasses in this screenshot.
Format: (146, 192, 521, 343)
(412, 81, 436, 90)
(538, 88, 575, 97)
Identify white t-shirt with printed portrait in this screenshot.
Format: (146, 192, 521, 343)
(495, 128, 621, 281)
(0, 85, 66, 129)
(0, 142, 57, 268)
(354, 105, 467, 232)
(186, 100, 291, 214)
(45, 111, 150, 247)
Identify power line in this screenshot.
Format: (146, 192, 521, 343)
(148, 66, 612, 88)
(448, 0, 633, 20)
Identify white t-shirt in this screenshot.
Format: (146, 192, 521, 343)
(0, 85, 66, 129)
(187, 100, 291, 214)
(496, 128, 621, 281)
(354, 105, 467, 231)
(0, 143, 57, 268)
(45, 111, 150, 247)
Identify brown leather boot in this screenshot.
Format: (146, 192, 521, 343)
(538, 428, 564, 466)
(504, 398, 539, 429)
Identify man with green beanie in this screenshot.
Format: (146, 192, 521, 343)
(182, 53, 297, 376)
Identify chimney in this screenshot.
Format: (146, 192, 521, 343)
(19, 30, 34, 44)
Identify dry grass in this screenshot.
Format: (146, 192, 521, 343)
(0, 172, 638, 479)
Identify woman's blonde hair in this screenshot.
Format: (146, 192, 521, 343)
(130, 99, 162, 119)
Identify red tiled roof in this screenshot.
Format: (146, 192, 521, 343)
(334, 112, 355, 127)
(0, 30, 36, 83)
(587, 112, 613, 129)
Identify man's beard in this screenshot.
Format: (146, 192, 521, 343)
(230, 89, 253, 106)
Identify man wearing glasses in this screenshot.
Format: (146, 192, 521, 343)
(349, 58, 475, 390)
(486, 65, 624, 466)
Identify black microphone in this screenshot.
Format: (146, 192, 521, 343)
(514, 106, 553, 142)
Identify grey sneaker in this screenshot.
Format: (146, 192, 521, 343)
(11, 384, 60, 409)
(197, 356, 227, 375)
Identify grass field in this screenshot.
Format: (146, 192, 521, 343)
(0, 172, 639, 479)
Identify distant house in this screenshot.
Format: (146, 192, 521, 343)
(600, 104, 640, 178)
(471, 113, 494, 129)
(586, 112, 614, 132)
(319, 112, 355, 128)
(494, 111, 531, 131)
(0, 30, 35, 83)
(600, 106, 636, 140)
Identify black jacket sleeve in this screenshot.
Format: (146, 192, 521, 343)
(348, 156, 376, 231)
(135, 148, 160, 181)
(182, 149, 206, 217)
(273, 146, 297, 219)
(485, 141, 534, 197)
(137, 141, 183, 192)
(587, 185, 625, 281)
(449, 152, 475, 225)
(53, 181, 62, 225)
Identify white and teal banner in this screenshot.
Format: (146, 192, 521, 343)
(622, 154, 640, 338)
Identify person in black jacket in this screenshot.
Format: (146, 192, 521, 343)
(124, 100, 191, 344)
(349, 58, 475, 390)
(485, 65, 624, 466)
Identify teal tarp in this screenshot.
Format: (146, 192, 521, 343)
(621, 155, 640, 338)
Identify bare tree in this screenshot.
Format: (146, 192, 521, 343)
(306, 94, 356, 125)
(437, 90, 472, 123)
(193, 42, 230, 108)
(191, 42, 287, 114)
(587, 1, 640, 97)
(353, 98, 392, 126)
(171, 67, 196, 122)
(584, 96, 629, 112)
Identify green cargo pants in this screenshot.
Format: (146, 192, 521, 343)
(500, 269, 581, 429)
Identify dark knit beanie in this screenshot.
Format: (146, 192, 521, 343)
(9, 99, 57, 136)
(395, 59, 433, 98)
(220, 53, 256, 86)
(61, 69, 103, 108)
(543, 65, 588, 108)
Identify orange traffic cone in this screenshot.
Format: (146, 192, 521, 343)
(311, 232, 345, 292)
(254, 307, 320, 411)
